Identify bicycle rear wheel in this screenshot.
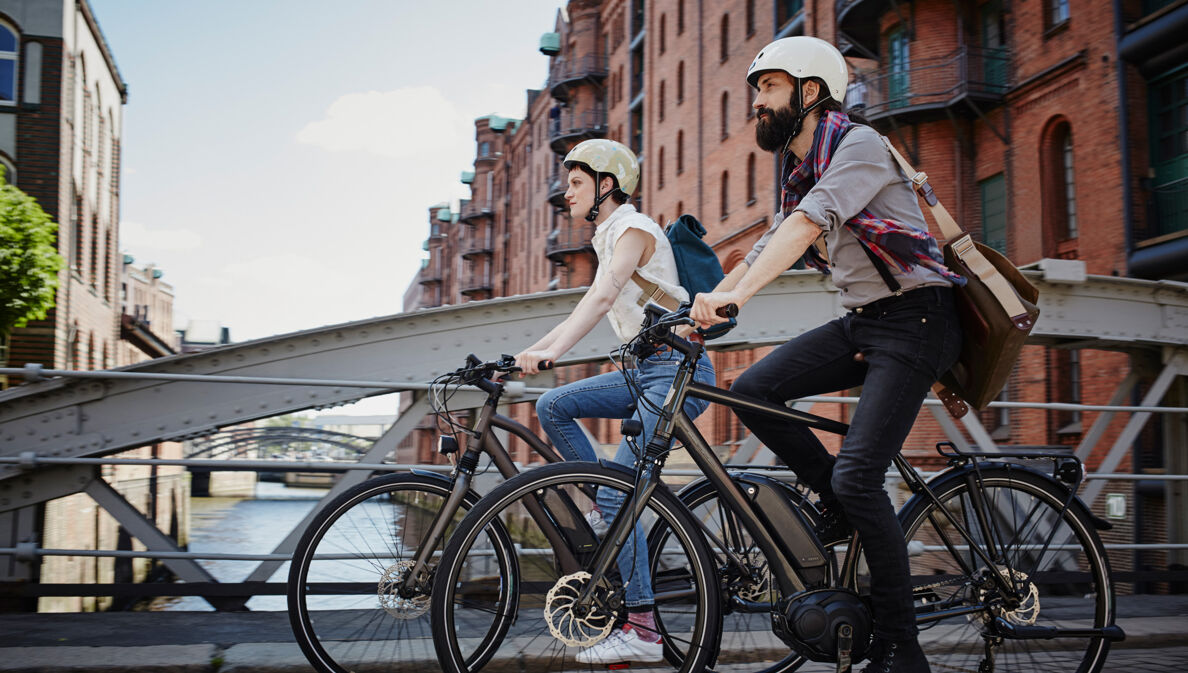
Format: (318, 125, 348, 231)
(288, 472, 516, 673)
(432, 461, 721, 673)
(897, 466, 1114, 673)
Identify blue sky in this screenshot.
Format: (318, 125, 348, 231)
(90, 0, 565, 342)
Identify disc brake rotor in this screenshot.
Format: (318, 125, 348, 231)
(543, 571, 617, 647)
(971, 566, 1040, 628)
(377, 560, 430, 619)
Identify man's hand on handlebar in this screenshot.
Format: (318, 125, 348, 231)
(513, 350, 556, 377)
(691, 291, 742, 329)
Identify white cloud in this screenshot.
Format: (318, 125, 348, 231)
(120, 220, 203, 252)
(296, 86, 473, 160)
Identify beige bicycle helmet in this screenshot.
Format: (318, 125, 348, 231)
(563, 139, 640, 222)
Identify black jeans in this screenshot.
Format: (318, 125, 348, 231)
(731, 285, 962, 641)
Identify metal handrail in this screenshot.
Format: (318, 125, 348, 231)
(2, 367, 1185, 413)
(547, 54, 609, 91)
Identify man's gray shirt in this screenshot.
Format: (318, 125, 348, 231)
(743, 124, 953, 308)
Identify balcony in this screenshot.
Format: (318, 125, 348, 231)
(835, 0, 884, 56)
(549, 108, 608, 154)
(460, 268, 493, 295)
(546, 222, 596, 264)
(460, 199, 494, 222)
(419, 262, 443, 285)
(850, 47, 1009, 126)
(548, 54, 609, 101)
(546, 166, 568, 209)
(460, 226, 494, 258)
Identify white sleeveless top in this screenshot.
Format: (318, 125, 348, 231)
(590, 204, 688, 343)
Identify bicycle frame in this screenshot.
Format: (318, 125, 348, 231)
(398, 369, 573, 594)
(578, 331, 1081, 627)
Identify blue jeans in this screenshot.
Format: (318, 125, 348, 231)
(730, 286, 962, 640)
(536, 346, 715, 608)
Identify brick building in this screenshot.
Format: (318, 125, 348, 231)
(0, 1, 193, 611)
(403, 0, 1187, 584)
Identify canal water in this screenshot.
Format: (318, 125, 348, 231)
(157, 481, 328, 611)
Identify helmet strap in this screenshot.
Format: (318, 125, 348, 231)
(787, 78, 829, 151)
(585, 175, 616, 222)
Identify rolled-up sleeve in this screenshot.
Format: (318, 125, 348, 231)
(743, 212, 784, 267)
(794, 127, 896, 232)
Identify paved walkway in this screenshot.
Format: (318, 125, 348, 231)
(0, 595, 1184, 672)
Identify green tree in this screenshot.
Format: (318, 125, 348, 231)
(0, 169, 63, 371)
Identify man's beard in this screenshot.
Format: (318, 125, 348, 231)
(754, 99, 802, 152)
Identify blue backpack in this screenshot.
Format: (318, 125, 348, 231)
(632, 214, 736, 340)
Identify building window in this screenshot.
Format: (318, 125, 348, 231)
(720, 171, 729, 218)
(677, 130, 684, 173)
(631, 45, 644, 98)
(1061, 135, 1078, 240)
(1049, 0, 1070, 29)
(778, 0, 805, 29)
(745, 0, 755, 36)
(1041, 118, 1078, 254)
(658, 146, 666, 189)
(0, 24, 16, 104)
(678, 0, 685, 34)
(721, 92, 729, 139)
(980, 173, 1007, 254)
(888, 27, 911, 108)
(677, 61, 685, 103)
(630, 104, 644, 155)
(1148, 68, 1188, 238)
(746, 153, 756, 204)
(659, 14, 666, 54)
(659, 80, 666, 121)
(23, 41, 41, 105)
(746, 83, 755, 118)
(720, 14, 730, 62)
(632, 0, 645, 37)
(1051, 348, 1082, 438)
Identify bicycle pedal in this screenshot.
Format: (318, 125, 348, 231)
(836, 622, 853, 673)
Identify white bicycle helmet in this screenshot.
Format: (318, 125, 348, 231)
(746, 36, 848, 104)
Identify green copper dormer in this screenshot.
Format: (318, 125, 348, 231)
(461, 171, 475, 184)
(540, 32, 560, 56)
(436, 208, 452, 222)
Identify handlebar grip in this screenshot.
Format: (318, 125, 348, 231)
(539, 360, 555, 371)
(716, 304, 739, 319)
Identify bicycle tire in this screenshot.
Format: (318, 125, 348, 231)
(431, 461, 722, 673)
(895, 465, 1114, 673)
(287, 472, 518, 673)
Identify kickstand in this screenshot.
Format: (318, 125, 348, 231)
(978, 635, 1001, 673)
(836, 623, 854, 673)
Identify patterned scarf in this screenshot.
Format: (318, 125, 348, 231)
(782, 111, 965, 285)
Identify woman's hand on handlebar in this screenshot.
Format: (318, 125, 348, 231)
(513, 350, 556, 377)
(691, 291, 741, 328)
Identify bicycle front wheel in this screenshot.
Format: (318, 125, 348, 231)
(432, 461, 721, 673)
(898, 466, 1114, 673)
(288, 472, 517, 673)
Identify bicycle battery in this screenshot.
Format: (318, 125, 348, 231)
(736, 473, 829, 587)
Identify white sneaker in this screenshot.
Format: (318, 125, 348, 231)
(585, 508, 610, 536)
(576, 625, 664, 664)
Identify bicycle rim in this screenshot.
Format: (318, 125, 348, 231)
(897, 470, 1113, 673)
(432, 462, 720, 673)
(288, 473, 515, 673)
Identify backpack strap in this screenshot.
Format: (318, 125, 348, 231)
(631, 271, 680, 311)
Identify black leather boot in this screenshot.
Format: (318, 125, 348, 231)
(860, 636, 931, 673)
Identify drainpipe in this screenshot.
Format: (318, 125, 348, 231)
(1113, 0, 1135, 273)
